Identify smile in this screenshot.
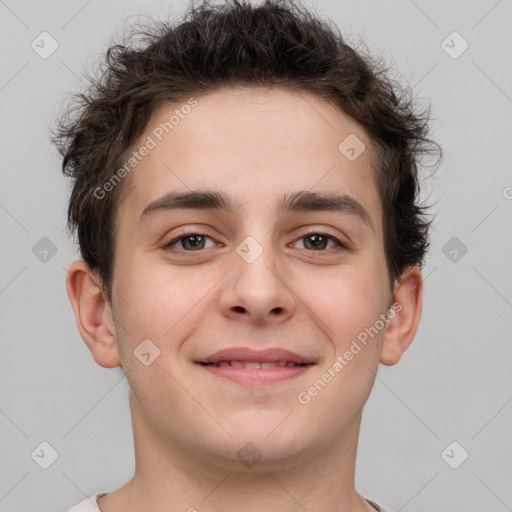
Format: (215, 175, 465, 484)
(200, 360, 310, 368)
(195, 346, 316, 385)
(196, 361, 315, 385)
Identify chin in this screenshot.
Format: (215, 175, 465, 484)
(207, 438, 312, 473)
(216, 421, 313, 468)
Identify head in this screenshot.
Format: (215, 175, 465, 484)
(54, 0, 439, 470)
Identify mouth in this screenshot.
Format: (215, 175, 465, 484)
(199, 360, 311, 368)
(195, 347, 316, 385)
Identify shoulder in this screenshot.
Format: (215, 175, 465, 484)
(67, 493, 392, 512)
(67, 493, 106, 512)
(365, 496, 395, 512)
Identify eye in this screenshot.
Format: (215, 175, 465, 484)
(162, 231, 348, 254)
(163, 232, 216, 251)
(292, 232, 347, 252)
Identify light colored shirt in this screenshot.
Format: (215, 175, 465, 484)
(67, 492, 394, 511)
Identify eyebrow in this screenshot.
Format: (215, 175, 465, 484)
(138, 189, 374, 232)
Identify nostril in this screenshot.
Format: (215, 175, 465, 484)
(271, 307, 283, 314)
(233, 306, 246, 313)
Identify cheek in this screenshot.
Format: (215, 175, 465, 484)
(297, 271, 386, 420)
(112, 268, 198, 416)
(115, 261, 195, 330)
(113, 262, 215, 374)
(297, 264, 388, 346)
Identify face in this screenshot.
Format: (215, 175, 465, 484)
(107, 86, 396, 469)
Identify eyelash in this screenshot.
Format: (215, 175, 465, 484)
(162, 230, 348, 254)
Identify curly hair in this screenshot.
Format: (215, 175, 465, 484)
(52, 0, 440, 303)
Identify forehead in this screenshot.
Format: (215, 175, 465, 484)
(116, 85, 382, 231)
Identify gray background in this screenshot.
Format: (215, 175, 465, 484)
(1, 0, 511, 511)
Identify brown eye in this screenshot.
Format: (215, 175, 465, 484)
(294, 233, 346, 251)
(163, 232, 215, 251)
(303, 234, 328, 250)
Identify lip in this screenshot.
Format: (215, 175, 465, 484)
(198, 347, 314, 365)
(195, 347, 315, 386)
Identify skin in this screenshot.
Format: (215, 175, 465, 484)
(66, 85, 423, 512)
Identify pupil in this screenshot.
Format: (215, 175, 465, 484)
(306, 234, 327, 250)
(184, 234, 204, 250)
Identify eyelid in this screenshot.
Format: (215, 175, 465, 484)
(162, 228, 350, 253)
(289, 231, 348, 251)
(292, 226, 350, 248)
(163, 230, 218, 250)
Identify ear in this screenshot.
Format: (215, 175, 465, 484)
(380, 265, 423, 366)
(66, 260, 122, 368)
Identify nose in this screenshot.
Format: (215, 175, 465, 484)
(218, 236, 296, 327)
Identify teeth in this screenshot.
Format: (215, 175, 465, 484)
(211, 361, 302, 369)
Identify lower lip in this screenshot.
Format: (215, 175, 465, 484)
(197, 363, 314, 385)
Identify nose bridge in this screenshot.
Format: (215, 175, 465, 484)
(220, 231, 295, 323)
(234, 233, 282, 295)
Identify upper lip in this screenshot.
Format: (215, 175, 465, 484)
(197, 347, 315, 365)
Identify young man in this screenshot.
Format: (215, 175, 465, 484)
(54, 0, 438, 510)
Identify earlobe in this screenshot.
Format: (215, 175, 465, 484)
(380, 265, 423, 366)
(66, 260, 122, 368)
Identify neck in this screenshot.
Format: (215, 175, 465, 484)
(98, 398, 373, 512)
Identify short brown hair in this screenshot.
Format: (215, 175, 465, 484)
(52, 0, 440, 303)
